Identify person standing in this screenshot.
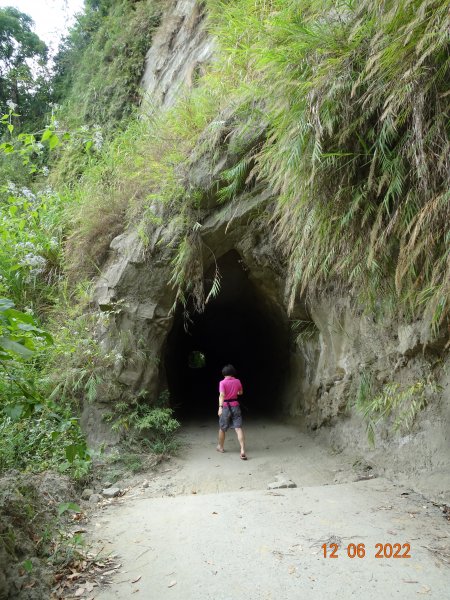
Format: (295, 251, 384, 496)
(217, 364, 247, 460)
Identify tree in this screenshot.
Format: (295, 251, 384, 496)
(0, 7, 49, 129)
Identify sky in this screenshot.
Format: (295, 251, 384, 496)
(0, 0, 85, 52)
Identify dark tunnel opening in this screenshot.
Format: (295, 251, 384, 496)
(164, 250, 291, 421)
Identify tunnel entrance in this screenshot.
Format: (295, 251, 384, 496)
(164, 250, 291, 420)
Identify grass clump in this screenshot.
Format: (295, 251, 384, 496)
(356, 374, 440, 445)
(63, 85, 224, 277)
(105, 394, 181, 455)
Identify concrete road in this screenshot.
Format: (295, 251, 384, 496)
(88, 421, 450, 599)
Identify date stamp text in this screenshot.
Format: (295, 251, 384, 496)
(322, 542, 411, 559)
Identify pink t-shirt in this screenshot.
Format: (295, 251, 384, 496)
(219, 377, 243, 401)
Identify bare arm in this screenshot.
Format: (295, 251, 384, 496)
(218, 392, 225, 416)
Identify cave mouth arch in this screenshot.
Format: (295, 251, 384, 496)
(164, 250, 291, 421)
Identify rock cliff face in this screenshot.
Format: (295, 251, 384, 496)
(141, 0, 214, 108)
(88, 0, 449, 502)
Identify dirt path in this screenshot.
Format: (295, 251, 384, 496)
(87, 420, 450, 599)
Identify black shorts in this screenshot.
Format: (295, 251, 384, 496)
(219, 404, 242, 432)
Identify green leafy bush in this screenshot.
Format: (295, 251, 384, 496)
(0, 299, 91, 478)
(0, 186, 66, 311)
(43, 301, 121, 405)
(106, 398, 180, 454)
(0, 408, 90, 478)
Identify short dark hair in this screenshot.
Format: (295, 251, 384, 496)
(222, 364, 237, 377)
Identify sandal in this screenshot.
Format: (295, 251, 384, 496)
(216, 446, 225, 453)
(240, 453, 248, 460)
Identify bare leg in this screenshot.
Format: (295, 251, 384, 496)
(217, 429, 225, 452)
(235, 428, 246, 457)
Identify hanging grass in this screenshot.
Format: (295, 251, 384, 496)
(205, 0, 450, 330)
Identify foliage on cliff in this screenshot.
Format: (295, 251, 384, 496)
(204, 0, 450, 328)
(53, 0, 161, 131)
(64, 0, 449, 331)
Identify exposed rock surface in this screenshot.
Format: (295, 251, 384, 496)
(141, 0, 214, 108)
(102, 487, 121, 498)
(89, 494, 103, 504)
(267, 476, 297, 490)
(81, 488, 94, 500)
